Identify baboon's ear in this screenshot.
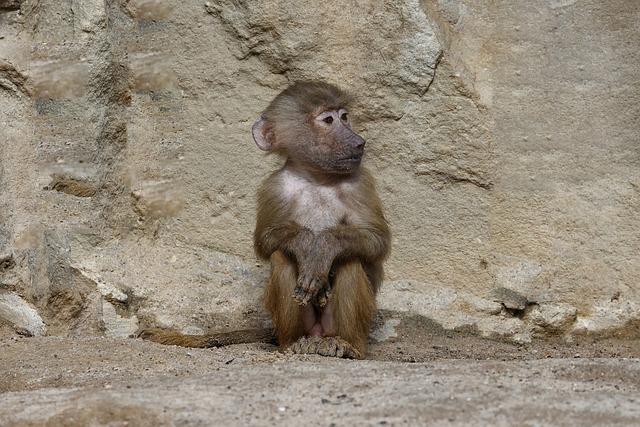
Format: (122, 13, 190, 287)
(252, 115, 275, 152)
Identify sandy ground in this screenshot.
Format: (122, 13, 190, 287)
(2, 322, 640, 426)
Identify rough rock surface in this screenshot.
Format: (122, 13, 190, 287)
(1, 336, 640, 426)
(0, 0, 638, 343)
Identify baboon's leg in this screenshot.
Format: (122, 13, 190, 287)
(289, 260, 376, 359)
(326, 260, 376, 357)
(263, 250, 306, 347)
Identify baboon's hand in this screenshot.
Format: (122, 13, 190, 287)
(294, 262, 329, 306)
(314, 284, 332, 307)
(291, 232, 338, 306)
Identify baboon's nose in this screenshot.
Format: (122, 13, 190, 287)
(351, 134, 366, 150)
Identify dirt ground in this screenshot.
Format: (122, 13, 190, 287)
(1, 321, 639, 426)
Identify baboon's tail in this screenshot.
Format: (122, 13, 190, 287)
(138, 327, 275, 348)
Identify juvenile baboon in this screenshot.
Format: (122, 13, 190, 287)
(140, 81, 390, 359)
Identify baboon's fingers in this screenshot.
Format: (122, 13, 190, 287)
(336, 344, 344, 358)
(293, 274, 324, 305)
(315, 285, 332, 307)
(289, 336, 312, 354)
(293, 283, 310, 305)
(318, 337, 338, 357)
(293, 272, 310, 302)
(341, 341, 362, 359)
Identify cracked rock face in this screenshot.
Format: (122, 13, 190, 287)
(0, 1, 638, 342)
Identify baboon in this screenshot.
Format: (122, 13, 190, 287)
(140, 81, 390, 359)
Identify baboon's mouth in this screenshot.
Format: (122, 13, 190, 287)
(329, 156, 362, 173)
(340, 155, 362, 163)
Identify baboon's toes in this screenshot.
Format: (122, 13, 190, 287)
(288, 336, 362, 359)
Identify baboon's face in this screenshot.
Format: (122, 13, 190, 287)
(252, 81, 365, 175)
(297, 107, 365, 174)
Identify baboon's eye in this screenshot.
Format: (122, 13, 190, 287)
(340, 112, 348, 121)
(323, 116, 334, 124)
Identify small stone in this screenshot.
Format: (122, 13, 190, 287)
(0, 292, 46, 336)
(528, 303, 577, 331)
(489, 287, 528, 311)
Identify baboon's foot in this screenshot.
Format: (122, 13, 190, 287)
(288, 336, 362, 359)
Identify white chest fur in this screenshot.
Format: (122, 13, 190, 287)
(280, 171, 353, 232)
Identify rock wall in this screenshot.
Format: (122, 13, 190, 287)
(0, 0, 638, 342)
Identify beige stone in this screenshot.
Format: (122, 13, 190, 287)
(0, 292, 46, 336)
(0, 1, 637, 342)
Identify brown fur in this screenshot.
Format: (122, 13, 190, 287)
(264, 252, 376, 358)
(263, 251, 306, 346)
(138, 328, 274, 348)
(254, 81, 390, 358)
(139, 81, 389, 358)
(329, 259, 377, 355)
